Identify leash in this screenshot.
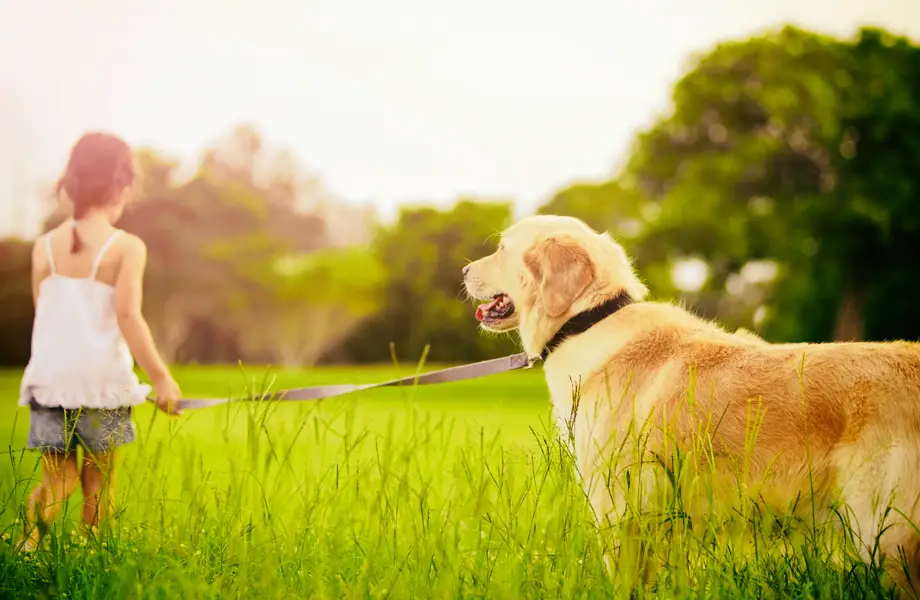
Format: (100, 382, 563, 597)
(171, 293, 637, 411)
(176, 352, 535, 411)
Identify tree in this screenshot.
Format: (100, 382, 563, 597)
(825, 29, 920, 343)
(537, 181, 648, 241)
(0, 239, 34, 366)
(331, 199, 521, 363)
(623, 25, 920, 342)
(248, 246, 387, 366)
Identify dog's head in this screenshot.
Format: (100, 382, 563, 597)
(463, 214, 648, 356)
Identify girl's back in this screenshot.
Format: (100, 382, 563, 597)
(38, 220, 126, 285)
(23, 220, 149, 409)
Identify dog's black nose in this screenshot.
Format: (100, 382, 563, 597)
(462, 264, 471, 276)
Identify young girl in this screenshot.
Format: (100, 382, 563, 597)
(19, 132, 182, 549)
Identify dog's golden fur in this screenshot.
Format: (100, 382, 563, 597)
(464, 214, 920, 594)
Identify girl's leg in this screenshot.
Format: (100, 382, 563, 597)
(23, 451, 80, 549)
(80, 450, 117, 530)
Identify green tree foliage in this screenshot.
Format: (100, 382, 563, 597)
(621, 26, 920, 342)
(537, 181, 647, 241)
(0, 239, 33, 366)
(831, 29, 920, 343)
(252, 246, 387, 366)
(331, 200, 521, 363)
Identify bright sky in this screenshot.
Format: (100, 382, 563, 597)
(1, 0, 918, 238)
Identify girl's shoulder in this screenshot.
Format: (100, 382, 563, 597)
(31, 224, 70, 265)
(117, 231, 146, 253)
(112, 231, 148, 267)
(91, 228, 144, 254)
(82, 230, 147, 286)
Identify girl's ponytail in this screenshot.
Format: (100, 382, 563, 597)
(71, 221, 83, 254)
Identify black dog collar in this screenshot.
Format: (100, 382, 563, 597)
(540, 291, 635, 361)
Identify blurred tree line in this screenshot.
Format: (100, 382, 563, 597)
(1, 25, 918, 368)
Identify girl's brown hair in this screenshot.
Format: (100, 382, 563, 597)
(56, 132, 136, 254)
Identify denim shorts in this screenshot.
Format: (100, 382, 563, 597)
(27, 400, 135, 453)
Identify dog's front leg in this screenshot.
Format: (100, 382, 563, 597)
(580, 441, 661, 591)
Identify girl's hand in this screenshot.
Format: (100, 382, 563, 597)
(153, 375, 183, 415)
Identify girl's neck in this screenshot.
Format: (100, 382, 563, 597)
(73, 210, 116, 228)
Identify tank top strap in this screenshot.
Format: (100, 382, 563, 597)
(43, 233, 56, 275)
(89, 230, 125, 280)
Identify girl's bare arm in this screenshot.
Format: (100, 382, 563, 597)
(113, 235, 180, 409)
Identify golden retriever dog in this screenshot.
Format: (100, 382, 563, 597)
(462, 214, 920, 594)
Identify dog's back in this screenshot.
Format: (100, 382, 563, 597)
(575, 306, 920, 592)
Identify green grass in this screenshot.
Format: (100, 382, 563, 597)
(0, 364, 901, 599)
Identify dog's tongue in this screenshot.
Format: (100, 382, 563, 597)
(475, 298, 500, 321)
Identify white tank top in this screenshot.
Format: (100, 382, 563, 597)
(19, 228, 152, 409)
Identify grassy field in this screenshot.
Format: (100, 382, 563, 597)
(0, 364, 901, 599)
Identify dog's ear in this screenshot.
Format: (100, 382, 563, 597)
(525, 237, 594, 318)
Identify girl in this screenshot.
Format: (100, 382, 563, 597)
(19, 132, 182, 549)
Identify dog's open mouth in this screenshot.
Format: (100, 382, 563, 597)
(475, 293, 516, 325)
